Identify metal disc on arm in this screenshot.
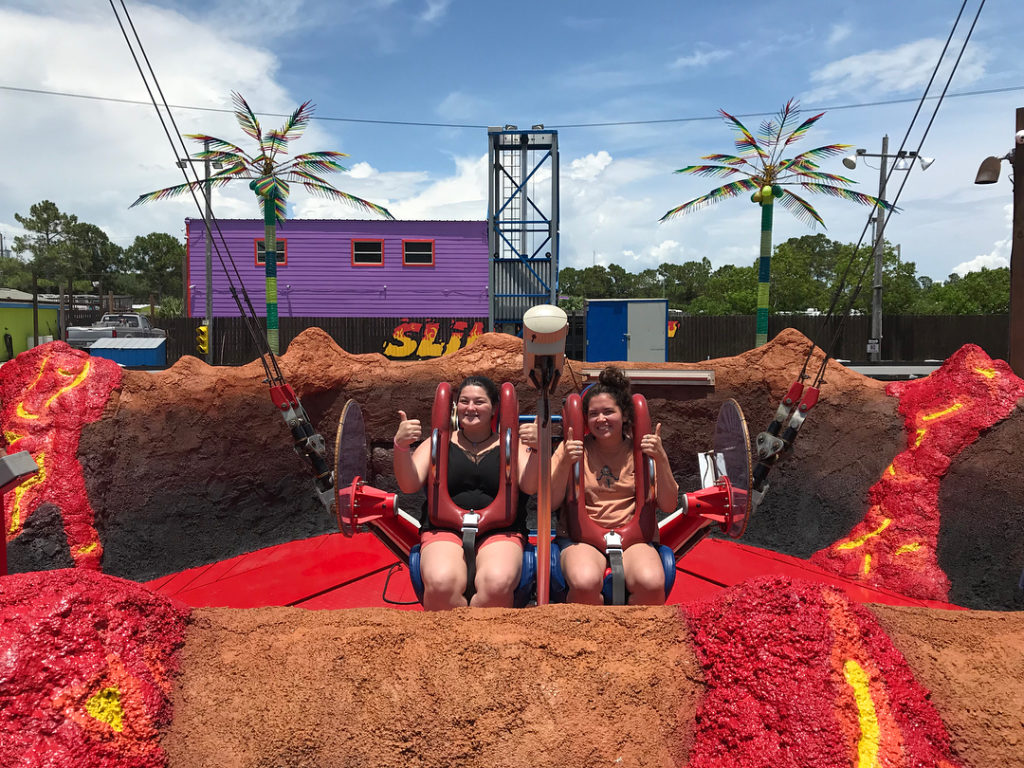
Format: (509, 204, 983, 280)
(334, 399, 367, 536)
(713, 398, 753, 538)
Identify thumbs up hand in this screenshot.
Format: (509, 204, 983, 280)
(394, 409, 421, 449)
(640, 423, 666, 459)
(564, 426, 584, 462)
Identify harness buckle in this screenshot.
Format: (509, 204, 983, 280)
(604, 530, 623, 553)
(462, 511, 481, 534)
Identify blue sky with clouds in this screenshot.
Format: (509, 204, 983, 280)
(1, 0, 1021, 283)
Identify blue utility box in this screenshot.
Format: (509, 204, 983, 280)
(88, 338, 167, 368)
(585, 299, 668, 363)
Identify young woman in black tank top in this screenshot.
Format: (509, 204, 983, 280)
(393, 376, 539, 610)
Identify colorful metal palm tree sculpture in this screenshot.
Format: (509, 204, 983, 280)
(133, 92, 393, 355)
(661, 99, 893, 347)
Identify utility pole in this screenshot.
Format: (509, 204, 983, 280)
(870, 135, 888, 363)
(203, 140, 214, 365)
(178, 140, 217, 364)
(1010, 107, 1024, 376)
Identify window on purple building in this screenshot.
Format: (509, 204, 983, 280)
(352, 240, 384, 267)
(403, 240, 434, 266)
(255, 239, 288, 266)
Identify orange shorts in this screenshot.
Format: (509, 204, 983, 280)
(420, 529, 526, 551)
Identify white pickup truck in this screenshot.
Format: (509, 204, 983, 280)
(65, 313, 167, 351)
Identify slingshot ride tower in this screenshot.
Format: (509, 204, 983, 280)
(487, 127, 560, 333)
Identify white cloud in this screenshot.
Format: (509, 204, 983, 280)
(567, 151, 613, 182)
(420, 0, 451, 24)
(670, 48, 729, 70)
(806, 38, 987, 102)
(0, 3, 300, 246)
(385, 154, 487, 220)
(951, 203, 1011, 276)
(436, 90, 489, 121)
(347, 162, 376, 180)
(827, 23, 851, 46)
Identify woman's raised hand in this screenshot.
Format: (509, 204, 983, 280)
(640, 423, 666, 459)
(519, 421, 539, 450)
(394, 410, 421, 449)
(563, 427, 584, 462)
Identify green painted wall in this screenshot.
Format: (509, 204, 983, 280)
(0, 303, 61, 361)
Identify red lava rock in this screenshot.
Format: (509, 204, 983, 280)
(811, 344, 1024, 603)
(685, 575, 964, 768)
(0, 568, 189, 768)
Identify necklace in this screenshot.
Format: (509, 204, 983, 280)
(459, 430, 494, 464)
(460, 430, 494, 449)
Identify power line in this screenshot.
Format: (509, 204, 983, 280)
(2, 82, 1023, 130)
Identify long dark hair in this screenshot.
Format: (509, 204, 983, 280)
(581, 366, 633, 432)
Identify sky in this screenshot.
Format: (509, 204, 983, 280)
(0, 0, 1021, 284)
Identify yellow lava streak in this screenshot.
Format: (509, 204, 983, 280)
(895, 542, 921, 555)
(913, 428, 926, 448)
(837, 518, 891, 550)
(45, 360, 91, 410)
(920, 403, 964, 422)
(16, 402, 39, 420)
(14, 357, 50, 419)
(8, 452, 46, 535)
(862, 555, 872, 575)
(13, 357, 91, 419)
(973, 367, 996, 379)
(85, 686, 124, 732)
(844, 660, 880, 768)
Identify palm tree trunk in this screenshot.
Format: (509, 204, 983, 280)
(755, 199, 774, 347)
(263, 199, 279, 355)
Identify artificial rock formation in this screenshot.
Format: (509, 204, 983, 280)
(2, 330, 1024, 767)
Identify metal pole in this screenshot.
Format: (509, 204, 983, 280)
(551, 132, 560, 305)
(535, 389, 552, 605)
(487, 131, 496, 332)
(1009, 108, 1024, 376)
(870, 135, 888, 362)
(204, 140, 214, 364)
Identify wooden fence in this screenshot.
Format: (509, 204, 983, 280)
(92, 312, 1008, 368)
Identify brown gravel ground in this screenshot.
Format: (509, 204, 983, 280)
(868, 604, 1024, 767)
(162, 602, 1024, 768)
(162, 604, 700, 768)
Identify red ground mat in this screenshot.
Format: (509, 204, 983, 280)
(147, 532, 963, 610)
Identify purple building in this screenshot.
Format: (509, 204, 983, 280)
(185, 219, 489, 318)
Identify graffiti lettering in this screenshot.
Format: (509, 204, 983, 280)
(668, 320, 680, 338)
(382, 319, 484, 360)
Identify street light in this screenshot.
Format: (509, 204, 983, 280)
(842, 148, 934, 171)
(176, 141, 221, 364)
(974, 112, 1024, 377)
(843, 136, 934, 361)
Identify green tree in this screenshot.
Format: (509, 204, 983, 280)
(606, 264, 636, 297)
(0, 252, 33, 291)
(12, 201, 87, 294)
(916, 268, 1010, 314)
(688, 264, 758, 314)
(65, 221, 122, 296)
(155, 296, 185, 318)
(559, 265, 614, 302)
(659, 258, 711, 310)
(132, 92, 393, 354)
(660, 100, 893, 346)
(633, 268, 663, 298)
(123, 232, 184, 300)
